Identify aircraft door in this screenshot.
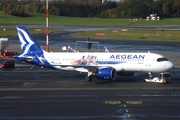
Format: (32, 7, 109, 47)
(145, 53, 151, 67)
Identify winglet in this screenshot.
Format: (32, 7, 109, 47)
(104, 46, 109, 53)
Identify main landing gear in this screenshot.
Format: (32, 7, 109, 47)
(85, 75, 92, 82)
(85, 71, 93, 82)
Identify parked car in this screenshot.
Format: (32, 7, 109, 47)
(0, 60, 15, 69)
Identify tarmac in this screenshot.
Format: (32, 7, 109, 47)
(0, 29, 180, 119)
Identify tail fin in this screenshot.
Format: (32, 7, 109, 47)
(16, 26, 43, 54)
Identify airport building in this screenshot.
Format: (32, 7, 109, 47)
(146, 14, 160, 20)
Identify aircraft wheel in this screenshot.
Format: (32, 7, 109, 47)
(85, 75, 92, 82)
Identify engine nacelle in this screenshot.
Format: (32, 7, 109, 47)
(117, 72, 134, 76)
(95, 67, 116, 80)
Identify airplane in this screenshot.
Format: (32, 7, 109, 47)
(14, 26, 174, 82)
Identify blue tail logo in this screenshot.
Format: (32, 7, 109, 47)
(16, 26, 43, 55)
(15, 26, 52, 67)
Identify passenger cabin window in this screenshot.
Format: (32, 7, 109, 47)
(157, 58, 168, 62)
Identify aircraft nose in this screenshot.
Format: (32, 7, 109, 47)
(168, 61, 174, 70)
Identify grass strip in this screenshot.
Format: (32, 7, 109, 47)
(0, 11, 180, 26)
(72, 29, 180, 41)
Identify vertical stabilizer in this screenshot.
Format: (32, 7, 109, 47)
(16, 26, 43, 55)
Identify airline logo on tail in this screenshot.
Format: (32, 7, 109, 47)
(16, 26, 43, 55)
(15, 26, 49, 67)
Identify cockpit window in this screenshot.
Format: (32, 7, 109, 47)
(157, 58, 168, 62)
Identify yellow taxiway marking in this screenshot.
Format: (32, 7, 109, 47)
(124, 104, 126, 107)
(127, 114, 131, 118)
(105, 101, 121, 104)
(126, 101, 142, 104)
(126, 109, 128, 112)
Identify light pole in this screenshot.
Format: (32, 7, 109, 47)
(45, 0, 49, 52)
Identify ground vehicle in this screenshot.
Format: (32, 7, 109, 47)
(3, 51, 17, 57)
(145, 72, 171, 83)
(0, 60, 15, 69)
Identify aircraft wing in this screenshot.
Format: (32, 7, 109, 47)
(52, 64, 124, 72)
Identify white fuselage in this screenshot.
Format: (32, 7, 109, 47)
(43, 52, 174, 73)
(15, 25, 175, 81)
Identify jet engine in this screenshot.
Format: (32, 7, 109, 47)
(95, 67, 116, 80)
(117, 72, 134, 76)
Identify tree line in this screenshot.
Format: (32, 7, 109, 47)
(0, 0, 180, 18)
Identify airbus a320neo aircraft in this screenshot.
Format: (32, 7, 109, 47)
(14, 26, 174, 82)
